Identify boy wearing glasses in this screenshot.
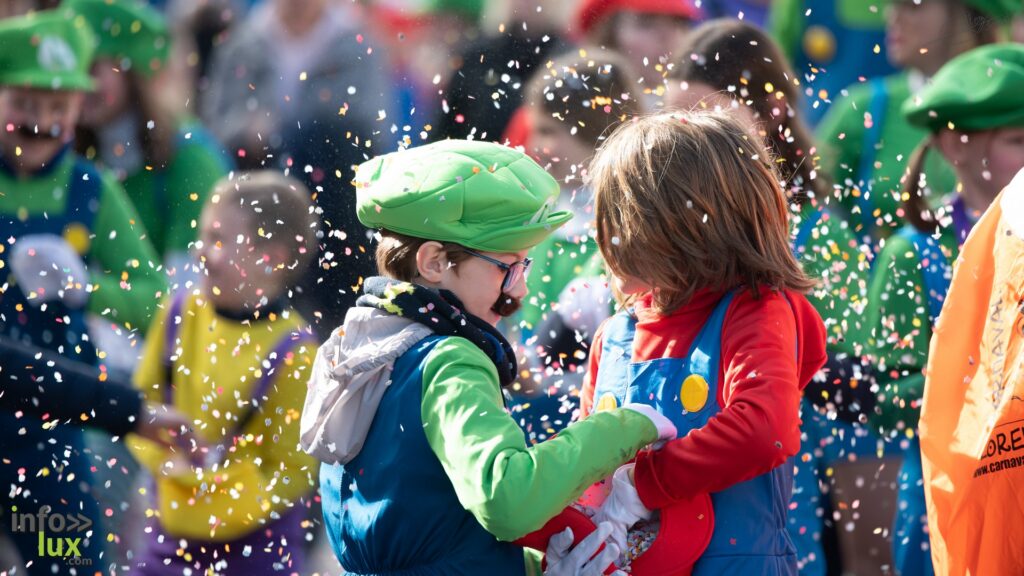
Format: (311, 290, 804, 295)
(300, 139, 677, 575)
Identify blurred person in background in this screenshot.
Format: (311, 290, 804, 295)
(429, 0, 568, 143)
(769, 0, 896, 127)
(816, 0, 1014, 242)
(572, 0, 700, 105)
(0, 9, 164, 574)
(202, 0, 396, 337)
(73, 0, 231, 291)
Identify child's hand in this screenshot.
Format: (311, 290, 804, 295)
(544, 521, 626, 576)
(136, 402, 200, 452)
(592, 464, 652, 555)
(621, 403, 677, 446)
(9, 234, 88, 308)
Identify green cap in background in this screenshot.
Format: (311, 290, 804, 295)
(66, 0, 171, 76)
(964, 0, 1022, 22)
(425, 0, 485, 21)
(355, 140, 571, 253)
(0, 10, 95, 91)
(903, 43, 1024, 132)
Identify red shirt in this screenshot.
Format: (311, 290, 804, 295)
(581, 287, 827, 510)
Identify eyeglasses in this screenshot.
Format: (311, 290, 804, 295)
(458, 248, 532, 293)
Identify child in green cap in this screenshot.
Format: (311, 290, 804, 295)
(300, 138, 677, 575)
(816, 0, 1017, 242)
(69, 0, 231, 288)
(0, 8, 164, 575)
(863, 42, 1024, 576)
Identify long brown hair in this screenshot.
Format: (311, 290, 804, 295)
(591, 110, 814, 315)
(670, 19, 830, 202)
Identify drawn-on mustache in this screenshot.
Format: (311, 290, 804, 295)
(11, 124, 63, 141)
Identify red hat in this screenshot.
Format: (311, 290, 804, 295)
(575, 0, 703, 35)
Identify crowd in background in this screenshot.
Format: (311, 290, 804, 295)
(2, 0, 1024, 574)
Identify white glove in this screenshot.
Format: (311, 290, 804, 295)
(621, 403, 677, 445)
(9, 234, 89, 308)
(591, 464, 652, 555)
(557, 277, 612, 335)
(544, 521, 627, 576)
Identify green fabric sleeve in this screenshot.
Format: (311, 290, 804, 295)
(89, 171, 166, 330)
(162, 139, 229, 255)
(420, 336, 657, 542)
(768, 0, 804, 61)
(864, 235, 933, 431)
(816, 82, 871, 188)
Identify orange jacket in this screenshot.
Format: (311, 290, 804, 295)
(921, 170, 1024, 575)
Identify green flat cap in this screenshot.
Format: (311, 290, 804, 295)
(965, 0, 1021, 21)
(885, 0, 1021, 21)
(0, 10, 95, 91)
(66, 0, 171, 77)
(355, 140, 571, 253)
(903, 43, 1024, 132)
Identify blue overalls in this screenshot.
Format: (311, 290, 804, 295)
(319, 335, 527, 576)
(592, 293, 797, 575)
(794, 0, 895, 126)
(887, 227, 952, 576)
(0, 149, 104, 574)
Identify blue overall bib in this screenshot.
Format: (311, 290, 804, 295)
(592, 293, 798, 575)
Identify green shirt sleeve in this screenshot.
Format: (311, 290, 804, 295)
(420, 336, 658, 542)
(864, 235, 933, 431)
(89, 171, 166, 331)
(163, 138, 229, 255)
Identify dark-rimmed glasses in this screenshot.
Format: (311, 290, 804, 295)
(457, 248, 532, 293)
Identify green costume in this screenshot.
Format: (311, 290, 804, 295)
(67, 0, 171, 77)
(867, 43, 1024, 432)
(0, 151, 165, 330)
(817, 71, 957, 239)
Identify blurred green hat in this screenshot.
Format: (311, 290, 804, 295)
(355, 140, 571, 253)
(885, 0, 1021, 22)
(66, 0, 171, 76)
(0, 9, 95, 91)
(903, 43, 1024, 132)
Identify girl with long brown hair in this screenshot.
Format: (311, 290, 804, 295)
(578, 110, 826, 575)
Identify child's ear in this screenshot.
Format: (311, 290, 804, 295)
(415, 241, 448, 284)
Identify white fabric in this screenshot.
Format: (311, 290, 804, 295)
(9, 233, 89, 308)
(299, 307, 433, 464)
(621, 403, 678, 444)
(591, 464, 653, 555)
(544, 521, 627, 576)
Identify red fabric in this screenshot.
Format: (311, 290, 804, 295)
(581, 287, 827, 511)
(501, 106, 532, 149)
(575, 0, 703, 35)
